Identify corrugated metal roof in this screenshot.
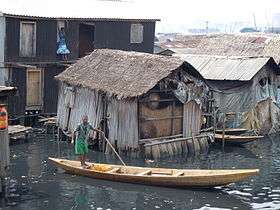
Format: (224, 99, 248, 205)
(159, 34, 280, 64)
(177, 54, 275, 81)
(0, 1, 160, 21)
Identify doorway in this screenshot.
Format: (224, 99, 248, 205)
(79, 23, 95, 58)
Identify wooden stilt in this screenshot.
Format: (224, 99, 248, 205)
(0, 129, 9, 198)
(57, 128, 61, 157)
(222, 114, 226, 151)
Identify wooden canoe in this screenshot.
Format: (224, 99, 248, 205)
(215, 134, 263, 145)
(215, 128, 248, 135)
(49, 157, 259, 188)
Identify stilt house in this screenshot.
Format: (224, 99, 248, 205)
(179, 54, 280, 134)
(56, 49, 208, 153)
(0, 9, 158, 122)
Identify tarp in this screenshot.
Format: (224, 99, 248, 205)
(210, 67, 280, 134)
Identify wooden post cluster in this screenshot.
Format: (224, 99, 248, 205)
(143, 134, 211, 159)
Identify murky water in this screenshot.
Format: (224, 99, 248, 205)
(1, 134, 280, 210)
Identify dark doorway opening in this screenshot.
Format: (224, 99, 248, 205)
(79, 23, 95, 58)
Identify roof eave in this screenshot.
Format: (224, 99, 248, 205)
(2, 13, 160, 22)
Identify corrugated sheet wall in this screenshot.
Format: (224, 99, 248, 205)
(68, 87, 104, 131)
(57, 83, 104, 131)
(107, 98, 138, 150)
(57, 83, 139, 150)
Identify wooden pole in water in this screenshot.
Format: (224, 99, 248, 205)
(222, 113, 226, 151)
(96, 129, 126, 167)
(0, 128, 10, 198)
(213, 108, 217, 139)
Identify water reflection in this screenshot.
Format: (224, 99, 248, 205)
(2, 135, 280, 209)
(71, 185, 90, 210)
(61, 176, 251, 210)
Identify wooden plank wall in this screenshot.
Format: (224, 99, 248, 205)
(139, 102, 183, 139)
(26, 69, 42, 107)
(19, 22, 36, 57)
(5, 18, 59, 62)
(43, 65, 65, 113)
(94, 21, 155, 53)
(8, 67, 27, 117)
(5, 17, 156, 63)
(183, 101, 202, 137)
(8, 65, 64, 117)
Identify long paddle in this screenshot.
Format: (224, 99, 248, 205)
(94, 129, 127, 167)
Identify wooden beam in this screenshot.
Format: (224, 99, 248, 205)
(202, 113, 214, 117)
(139, 98, 177, 103)
(140, 116, 183, 122)
(139, 134, 183, 144)
(200, 127, 214, 132)
(146, 89, 173, 93)
(172, 171, 184, 177)
(137, 170, 152, 175)
(152, 171, 172, 175)
(143, 134, 209, 147)
(107, 168, 120, 173)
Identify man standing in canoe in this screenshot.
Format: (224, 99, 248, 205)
(72, 115, 94, 169)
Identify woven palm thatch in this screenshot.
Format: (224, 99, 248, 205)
(55, 49, 185, 99)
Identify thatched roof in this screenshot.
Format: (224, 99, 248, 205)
(56, 49, 186, 99)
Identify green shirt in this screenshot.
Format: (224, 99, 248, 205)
(75, 123, 93, 142)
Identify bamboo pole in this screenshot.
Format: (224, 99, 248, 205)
(96, 129, 126, 167)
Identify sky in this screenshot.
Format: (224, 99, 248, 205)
(1, 0, 280, 33)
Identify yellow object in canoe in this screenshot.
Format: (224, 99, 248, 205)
(49, 157, 259, 188)
(91, 164, 112, 172)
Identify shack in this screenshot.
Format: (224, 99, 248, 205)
(56, 49, 209, 155)
(178, 54, 280, 134)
